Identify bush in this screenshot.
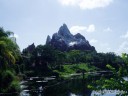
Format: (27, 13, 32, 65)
(0, 70, 20, 93)
(8, 81, 20, 93)
(0, 70, 14, 90)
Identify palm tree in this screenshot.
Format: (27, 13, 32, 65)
(0, 27, 21, 94)
(0, 27, 20, 69)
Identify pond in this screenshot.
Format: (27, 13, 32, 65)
(20, 74, 125, 96)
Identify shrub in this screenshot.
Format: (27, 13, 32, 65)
(0, 70, 20, 93)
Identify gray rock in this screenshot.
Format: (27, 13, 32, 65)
(46, 24, 95, 51)
(46, 35, 51, 45)
(25, 43, 35, 53)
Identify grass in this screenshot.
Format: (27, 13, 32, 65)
(53, 63, 97, 78)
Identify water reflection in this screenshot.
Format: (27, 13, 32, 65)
(20, 74, 120, 96)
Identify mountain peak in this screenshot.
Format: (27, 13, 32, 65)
(46, 24, 95, 51)
(58, 23, 71, 36)
(62, 23, 67, 28)
(61, 23, 68, 29)
(46, 35, 51, 45)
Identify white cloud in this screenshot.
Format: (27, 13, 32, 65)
(14, 34, 19, 39)
(120, 31, 128, 39)
(90, 39, 98, 43)
(9, 33, 19, 39)
(69, 41, 77, 46)
(58, 0, 113, 10)
(70, 24, 95, 34)
(116, 41, 128, 55)
(58, 0, 79, 6)
(70, 26, 87, 34)
(103, 27, 112, 32)
(86, 24, 95, 32)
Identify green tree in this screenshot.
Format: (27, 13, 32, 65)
(88, 53, 128, 95)
(0, 27, 20, 69)
(0, 27, 21, 94)
(55, 51, 66, 69)
(67, 50, 81, 64)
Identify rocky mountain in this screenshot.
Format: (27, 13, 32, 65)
(46, 24, 95, 51)
(24, 43, 35, 53)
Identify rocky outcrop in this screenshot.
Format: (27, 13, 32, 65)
(26, 43, 35, 53)
(46, 35, 51, 45)
(46, 24, 95, 51)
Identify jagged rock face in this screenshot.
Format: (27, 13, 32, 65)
(46, 35, 51, 45)
(46, 24, 95, 51)
(26, 43, 35, 53)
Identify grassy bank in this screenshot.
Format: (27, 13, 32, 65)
(53, 63, 98, 78)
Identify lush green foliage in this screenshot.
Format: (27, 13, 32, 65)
(0, 27, 21, 69)
(0, 27, 21, 94)
(1, 27, 128, 95)
(0, 70, 20, 93)
(88, 53, 128, 95)
(21, 43, 127, 79)
(53, 63, 97, 78)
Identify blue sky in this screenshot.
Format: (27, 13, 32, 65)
(0, 0, 128, 54)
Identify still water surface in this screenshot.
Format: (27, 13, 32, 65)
(20, 75, 124, 96)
